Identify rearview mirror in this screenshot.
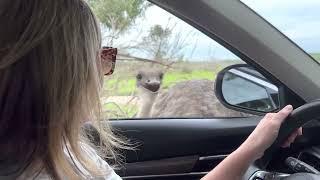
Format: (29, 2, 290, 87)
(215, 64, 280, 114)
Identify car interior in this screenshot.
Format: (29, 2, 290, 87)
(83, 0, 320, 179)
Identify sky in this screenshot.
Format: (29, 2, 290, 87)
(242, 0, 320, 55)
(112, 0, 320, 61)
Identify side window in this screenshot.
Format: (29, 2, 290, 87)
(90, 1, 249, 119)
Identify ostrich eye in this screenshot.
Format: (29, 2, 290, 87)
(136, 74, 142, 80)
(159, 73, 164, 80)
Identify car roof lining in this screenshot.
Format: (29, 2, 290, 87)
(149, 0, 320, 102)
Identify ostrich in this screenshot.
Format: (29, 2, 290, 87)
(150, 80, 247, 117)
(136, 69, 164, 117)
(135, 70, 247, 118)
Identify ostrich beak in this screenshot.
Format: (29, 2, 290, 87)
(145, 83, 160, 92)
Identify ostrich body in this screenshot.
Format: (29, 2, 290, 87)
(151, 80, 247, 117)
(135, 70, 247, 118)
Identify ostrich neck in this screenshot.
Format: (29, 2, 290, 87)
(137, 88, 158, 117)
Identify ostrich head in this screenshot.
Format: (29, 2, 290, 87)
(136, 69, 164, 93)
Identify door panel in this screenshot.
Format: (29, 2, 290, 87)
(107, 117, 261, 178)
(122, 172, 207, 180)
(83, 117, 320, 179)
(121, 155, 199, 176)
(111, 117, 260, 162)
(85, 117, 262, 178)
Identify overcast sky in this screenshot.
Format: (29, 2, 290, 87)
(117, 1, 320, 61)
(243, 0, 320, 54)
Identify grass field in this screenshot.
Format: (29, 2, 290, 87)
(102, 102, 138, 118)
(101, 60, 240, 118)
(101, 54, 320, 119)
(102, 61, 239, 96)
(311, 53, 320, 62)
(104, 69, 216, 96)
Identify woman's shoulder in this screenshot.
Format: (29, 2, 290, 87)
(68, 142, 122, 180)
(79, 142, 121, 179)
(19, 142, 122, 180)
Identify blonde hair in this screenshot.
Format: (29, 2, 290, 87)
(0, 0, 125, 179)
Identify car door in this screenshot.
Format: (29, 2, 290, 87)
(86, 0, 320, 179)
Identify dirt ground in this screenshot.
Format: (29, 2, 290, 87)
(102, 96, 139, 105)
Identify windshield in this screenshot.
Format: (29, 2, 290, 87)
(241, 0, 320, 62)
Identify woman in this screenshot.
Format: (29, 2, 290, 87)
(0, 0, 301, 179)
(0, 0, 123, 179)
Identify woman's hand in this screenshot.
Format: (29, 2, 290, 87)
(242, 105, 303, 159)
(201, 105, 302, 180)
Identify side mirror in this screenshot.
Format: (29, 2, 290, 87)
(215, 64, 281, 114)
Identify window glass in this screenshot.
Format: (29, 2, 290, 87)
(242, 0, 320, 62)
(90, 0, 248, 119)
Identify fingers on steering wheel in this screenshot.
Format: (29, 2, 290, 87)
(280, 128, 302, 148)
(298, 127, 303, 136)
(281, 135, 294, 148)
(272, 105, 293, 124)
(281, 141, 291, 148)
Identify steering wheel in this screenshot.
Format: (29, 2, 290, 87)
(246, 100, 320, 180)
